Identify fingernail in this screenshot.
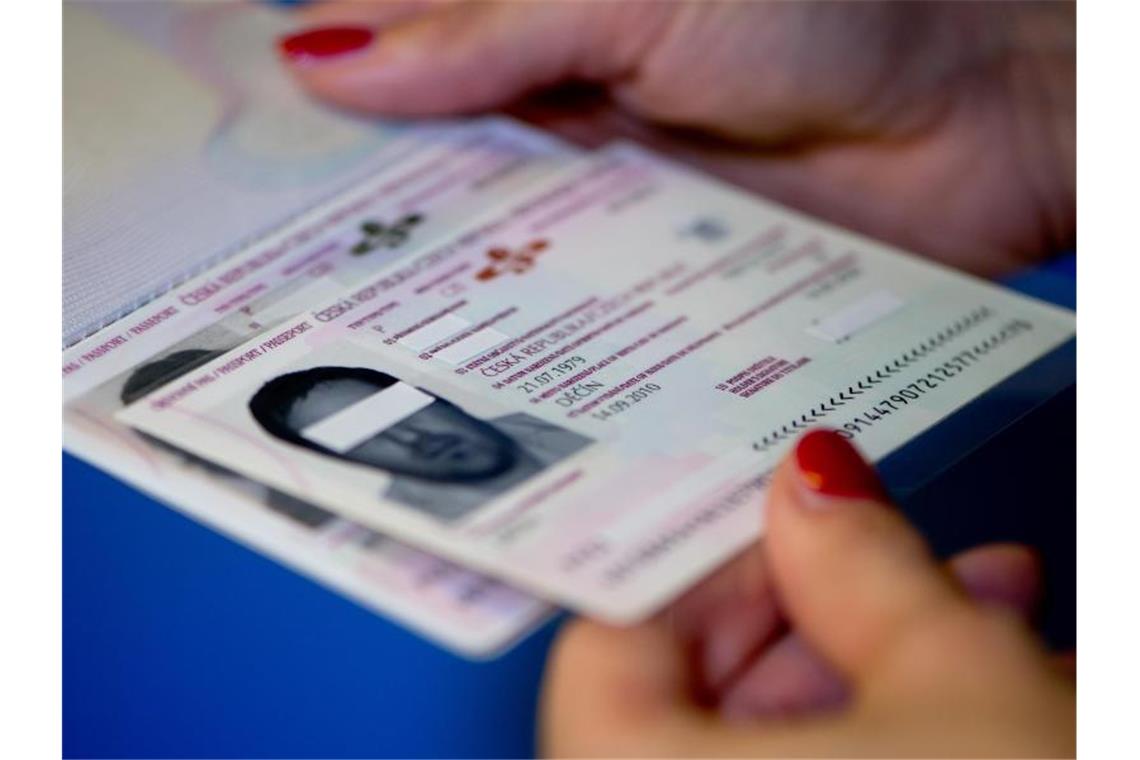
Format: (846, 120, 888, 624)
(277, 26, 375, 63)
(792, 429, 885, 505)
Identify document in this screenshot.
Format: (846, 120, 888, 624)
(64, 116, 581, 656)
(65, 0, 523, 346)
(118, 144, 1076, 623)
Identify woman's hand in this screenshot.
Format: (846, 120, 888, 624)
(278, 1, 1074, 276)
(540, 430, 1075, 757)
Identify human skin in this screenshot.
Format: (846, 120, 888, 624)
(275, 5, 1076, 754)
(541, 430, 1075, 757)
(285, 378, 518, 480)
(278, 1, 1075, 277)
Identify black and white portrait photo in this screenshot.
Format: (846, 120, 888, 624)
(120, 348, 340, 530)
(248, 366, 593, 522)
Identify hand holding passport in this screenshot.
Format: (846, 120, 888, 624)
(65, 2, 1075, 755)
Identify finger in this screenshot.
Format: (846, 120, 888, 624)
(949, 543, 1041, 616)
(542, 607, 1067, 757)
(765, 428, 972, 682)
(719, 631, 849, 721)
(715, 544, 1042, 721)
(1053, 651, 1076, 680)
(276, 1, 673, 116)
(671, 539, 1040, 709)
(661, 540, 782, 700)
(540, 618, 698, 757)
(542, 617, 868, 759)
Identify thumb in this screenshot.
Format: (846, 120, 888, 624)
(276, 2, 672, 116)
(765, 429, 973, 683)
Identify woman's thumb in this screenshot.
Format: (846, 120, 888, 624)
(765, 429, 973, 683)
(276, 2, 669, 116)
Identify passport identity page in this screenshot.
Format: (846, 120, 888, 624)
(116, 145, 1076, 624)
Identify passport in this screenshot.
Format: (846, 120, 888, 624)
(114, 144, 1075, 623)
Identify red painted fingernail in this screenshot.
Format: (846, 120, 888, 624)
(277, 26, 375, 63)
(793, 429, 885, 501)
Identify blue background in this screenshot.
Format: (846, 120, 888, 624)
(64, 255, 1075, 758)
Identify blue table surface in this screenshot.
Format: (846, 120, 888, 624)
(64, 255, 1076, 759)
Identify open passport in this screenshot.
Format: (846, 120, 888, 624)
(64, 2, 1075, 657)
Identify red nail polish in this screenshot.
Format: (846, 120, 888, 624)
(277, 26, 375, 62)
(793, 429, 885, 500)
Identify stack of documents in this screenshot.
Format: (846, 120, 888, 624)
(63, 2, 1076, 657)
